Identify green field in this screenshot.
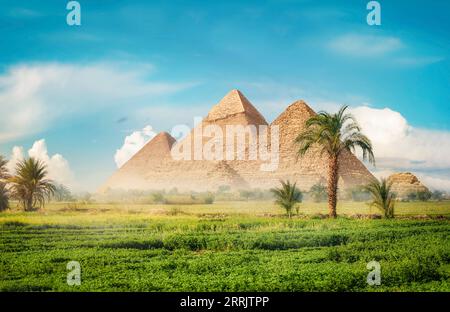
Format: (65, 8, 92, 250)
(1, 201, 449, 291)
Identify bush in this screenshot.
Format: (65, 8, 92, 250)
(204, 193, 214, 204)
(309, 183, 327, 202)
(407, 191, 432, 202)
(349, 186, 371, 202)
(417, 191, 432, 201)
(152, 192, 166, 204)
(431, 190, 444, 201)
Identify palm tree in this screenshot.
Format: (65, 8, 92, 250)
(364, 178, 395, 218)
(271, 180, 303, 218)
(0, 155, 10, 181)
(53, 184, 73, 202)
(8, 157, 56, 211)
(296, 106, 375, 218)
(0, 183, 9, 211)
(0, 155, 10, 211)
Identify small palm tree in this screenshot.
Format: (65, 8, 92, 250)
(364, 178, 395, 218)
(271, 180, 303, 218)
(296, 106, 375, 218)
(8, 158, 56, 211)
(0, 183, 9, 211)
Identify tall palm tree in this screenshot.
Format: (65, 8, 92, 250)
(296, 106, 375, 218)
(364, 178, 395, 218)
(0, 155, 10, 181)
(0, 155, 10, 212)
(8, 158, 56, 211)
(0, 183, 9, 211)
(271, 180, 303, 218)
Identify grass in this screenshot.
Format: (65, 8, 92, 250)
(0, 201, 449, 291)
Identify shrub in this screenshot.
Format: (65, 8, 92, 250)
(417, 190, 432, 202)
(364, 178, 395, 218)
(204, 193, 214, 204)
(271, 180, 303, 218)
(349, 186, 371, 202)
(431, 190, 444, 201)
(309, 183, 327, 202)
(152, 192, 165, 204)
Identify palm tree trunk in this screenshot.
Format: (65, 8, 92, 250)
(327, 154, 339, 218)
(26, 197, 33, 211)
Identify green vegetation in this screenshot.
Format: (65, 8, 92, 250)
(8, 158, 56, 211)
(0, 155, 9, 211)
(0, 183, 8, 212)
(365, 178, 396, 219)
(296, 105, 375, 218)
(271, 180, 303, 218)
(309, 183, 327, 202)
(1, 201, 449, 292)
(52, 184, 74, 202)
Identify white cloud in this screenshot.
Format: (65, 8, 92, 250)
(329, 34, 403, 56)
(7, 139, 74, 187)
(6, 146, 25, 174)
(0, 62, 195, 143)
(114, 125, 157, 168)
(395, 56, 444, 66)
(418, 175, 450, 192)
(349, 106, 450, 191)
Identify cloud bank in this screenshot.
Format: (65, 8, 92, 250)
(0, 62, 194, 143)
(7, 139, 74, 188)
(349, 106, 450, 191)
(114, 125, 157, 168)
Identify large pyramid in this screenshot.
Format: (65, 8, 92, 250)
(100, 90, 375, 192)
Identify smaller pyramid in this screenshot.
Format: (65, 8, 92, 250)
(388, 172, 429, 199)
(99, 132, 176, 191)
(206, 161, 249, 189)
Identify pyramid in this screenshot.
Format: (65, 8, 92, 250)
(388, 172, 429, 199)
(99, 132, 176, 191)
(100, 90, 375, 192)
(205, 89, 267, 125)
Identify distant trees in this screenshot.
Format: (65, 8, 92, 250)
(296, 106, 374, 218)
(8, 158, 56, 211)
(239, 190, 254, 201)
(53, 184, 74, 202)
(365, 178, 395, 219)
(309, 183, 327, 202)
(152, 192, 165, 204)
(431, 190, 444, 201)
(271, 180, 303, 218)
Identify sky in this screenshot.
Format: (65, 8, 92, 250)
(0, 0, 449, 192)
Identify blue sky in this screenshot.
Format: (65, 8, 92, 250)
(0, 0, 449, 191)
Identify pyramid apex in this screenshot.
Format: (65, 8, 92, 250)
(155, 131, 172, 138)
(271, 99, 316, 126)
(152, 131, 176, 144)
(206, 89, 267, 124)
(284, 100, 316, 116)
